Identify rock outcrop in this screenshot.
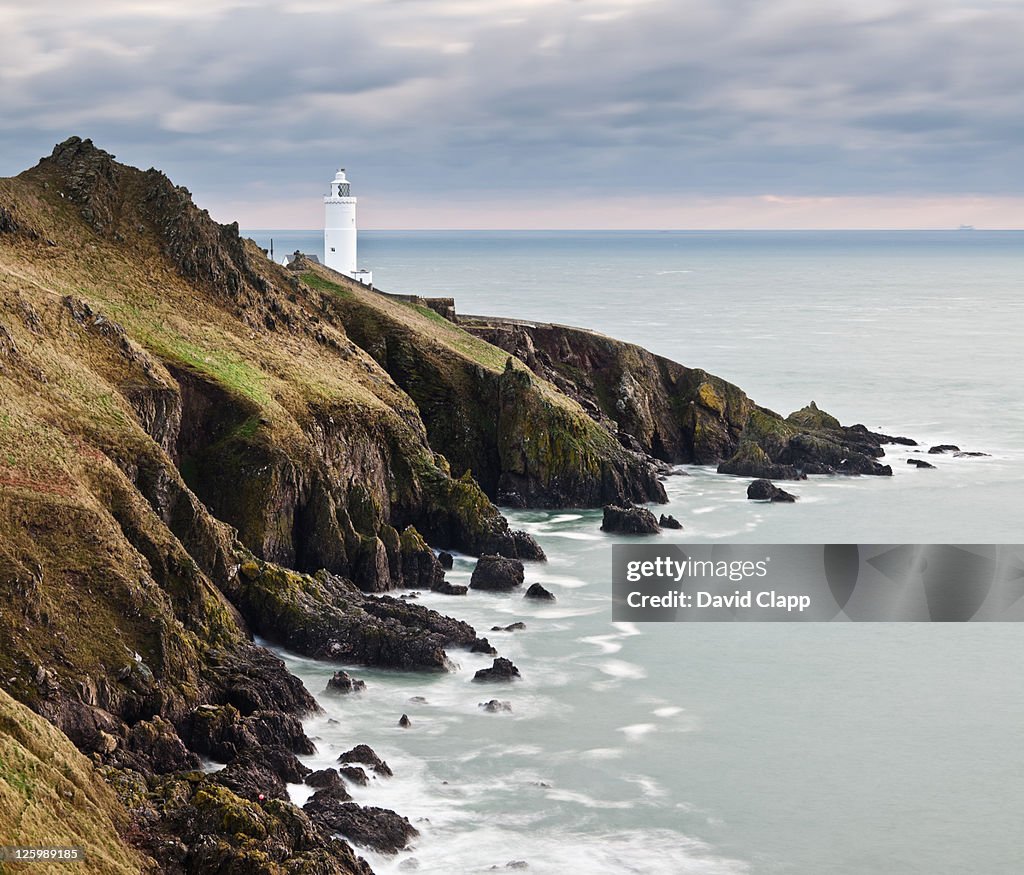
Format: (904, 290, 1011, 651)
(717, 405, 895, 479)
(747, 479, 798, 502)
(460, 318, 911, 481)
(524, 583, 556, 601)
(601, 505, 661, 534)
(473, 658, 522, 682)
(470, 555, 526, 591)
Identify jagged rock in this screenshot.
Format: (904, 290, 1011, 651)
(718, 406, 896, 479)
(338, 744, 393, 777)
(851, 425, 916, 446)
(479, 700, 512, 713)
(473, 658, 521, 682)
(907, 459, 936, 469)
(470, 555, 525, 591)
(954, 451, 990, 458)
(491, 622, 526, 632)
(303, 792, 418, 854)
(306, 769, 350, 797)
(746, 479, 798, 502)
(928, 444, 960, 454)
(398, 714, 411, 728)
(116, 716, 200, 775)
(229, 558, 481, 669)
(659, 514, 683, 530)
(216, 745, 312, 801)
(471, 637, 498, 655)
(438, 551, 455, 569)
(718, 442, 806, 480)
(524, 583, 556, 601)
(433, 580, 469, 595)
(181, 704, 315, 762)
(0, 204, 20, 234)
(601, 505, 660, 534)
(137, 771, 373, 874)
(325, 671, 366, 695)
(338, 766, 369, 786)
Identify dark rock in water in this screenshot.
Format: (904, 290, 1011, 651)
(470, 555, 525, 591)
(325, 670, 366, 695)
(438, 551, 455, 569)
(491, 621, 527, 632)
(907, 459, 936, 469)
(718, 442, 806, 480)
(408, 696, 428, 704)
(954, 451, 990, 458)
(504, 863, 529, 870)
(524, 583, 556, 601)
(836, 457, 892, 476)
(305, 768, 350, 797)
(601, 504, 661, 534)
(231, 561, 481, 670)
(718, 406, 898, 479)
(338, 765, 369, 786)
(473, 657, 521, 682)
(928, 444, 960, 454)
(303, 792, 418, 853)
(433, 579, 469, 595)
(399, 860, 421, 871)
(338, 743, 393, 777)
(659, 514, 683, 530)
(471, 637, 497, 655)
(848, 424, 917, 446)
(479, 699, 512, 713)
(512, 530, 547, 561)
(747, 479, 797, 502)
(399, 592, 419, 600)
(398, 714, 411, 728)
(216, 745, 312, 801)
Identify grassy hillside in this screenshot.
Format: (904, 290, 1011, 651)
(0, 689, 149, 874)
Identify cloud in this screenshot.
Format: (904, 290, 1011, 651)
(1, 0, 1022, 226)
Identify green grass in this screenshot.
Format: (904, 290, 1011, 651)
(301, 271, 353, 299)
(410, 304, 510, 371)
(145, 334, 271, 407)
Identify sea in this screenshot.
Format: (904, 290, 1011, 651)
(243, 230, 1024, 874)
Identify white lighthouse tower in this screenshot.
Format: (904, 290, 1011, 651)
(324, 168, 372, 285)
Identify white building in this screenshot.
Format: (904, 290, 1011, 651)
(323, 168, 372, 285)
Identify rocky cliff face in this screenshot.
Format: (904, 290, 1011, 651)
(0, 138, 558, 872)
(302, 265, 667, 508)
(461, 317, 902, 477)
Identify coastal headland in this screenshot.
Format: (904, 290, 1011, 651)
(1, 138, 918, 872)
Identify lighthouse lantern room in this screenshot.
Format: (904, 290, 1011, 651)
(324, 168, 372, 285)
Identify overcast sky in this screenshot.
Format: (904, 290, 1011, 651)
(2, 0, 1022, 228)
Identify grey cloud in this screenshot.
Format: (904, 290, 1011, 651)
(1, 0, 1022, 207)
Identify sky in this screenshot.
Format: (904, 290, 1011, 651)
(2, 0, 1023, 229)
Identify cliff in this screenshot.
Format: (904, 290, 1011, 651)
(0, 137, 907, 870)
(461, 317, 903, 478)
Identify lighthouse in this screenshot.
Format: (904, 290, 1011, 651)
(324, 168, 372, 285)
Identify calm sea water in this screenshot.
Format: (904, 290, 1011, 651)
(246, 231, 1024, 874)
